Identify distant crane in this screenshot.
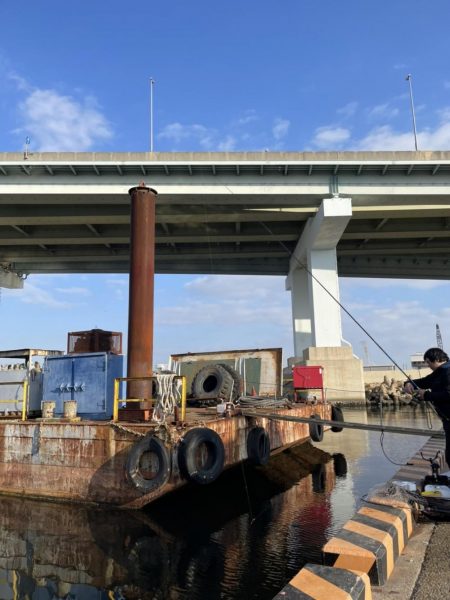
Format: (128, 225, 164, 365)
(436, 324, 443, 350)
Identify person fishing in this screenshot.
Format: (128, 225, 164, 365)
(404, 347, 450, 469)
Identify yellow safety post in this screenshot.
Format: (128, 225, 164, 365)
(21, 380, 29, 421)
(180, 376, 187, 421)
(113, 378, 120, 422)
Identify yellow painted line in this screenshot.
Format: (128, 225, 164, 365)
(290, 566, 352, 600)
(358, 507, 404, 552)
(344, 520, 394, 577)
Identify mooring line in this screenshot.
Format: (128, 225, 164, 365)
(240, 410, 444, 438)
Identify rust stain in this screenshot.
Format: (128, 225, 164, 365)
(0, 403, 333, 507)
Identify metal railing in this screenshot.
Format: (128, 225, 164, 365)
(113, 375, 186, 422)
(0, 380, 29, 421)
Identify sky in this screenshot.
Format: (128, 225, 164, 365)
(1, 0, 450, 369)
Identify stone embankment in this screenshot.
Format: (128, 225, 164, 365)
(365, 376, 415, 407)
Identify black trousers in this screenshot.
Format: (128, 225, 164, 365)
(443, 419, 450, 469)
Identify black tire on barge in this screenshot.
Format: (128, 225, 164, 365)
(309, 414, 324, 442)
(126, 435, 171, 493)
(247, 426, 271, 466)
(178, 427, 225, 485)
(219, 363, 242, 400)
(191, 364, 235, 402)
(331, 405, 344, 433)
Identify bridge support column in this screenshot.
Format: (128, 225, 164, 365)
(286, 197, 365, 402)
(286, 197, 352, 355)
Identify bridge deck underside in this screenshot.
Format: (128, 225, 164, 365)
(1, 152, 450, 279)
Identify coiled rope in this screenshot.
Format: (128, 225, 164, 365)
(152, 373, 182, 423)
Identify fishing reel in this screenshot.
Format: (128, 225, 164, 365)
(421, 450, 450, 486)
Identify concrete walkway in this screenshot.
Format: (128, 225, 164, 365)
(373, 434, 449, 600)
(374, 521, 450, 600)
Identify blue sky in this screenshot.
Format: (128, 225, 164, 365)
(1, 1, 450, 368)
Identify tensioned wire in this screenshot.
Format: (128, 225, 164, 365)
(198, 203, 439, 465)
(254, 218, 441, 465)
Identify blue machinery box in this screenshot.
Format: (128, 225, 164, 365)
(42, 352, 123, 420)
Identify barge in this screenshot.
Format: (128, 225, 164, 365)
(0, 183, 341, 508)
(0, 347, 336, 509)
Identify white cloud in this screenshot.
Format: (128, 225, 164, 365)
(105, 276, 128, 300)
(7, 71, 30, 92)
(342, 277, 448, 291)
(217, 135, 237, 151)
(312, 126, 351, 148)
(356, 118, 450, 150)
(337, 102, 358, 118)
(236, 110, 258, 125)
(106, 277, 128, 287)
(4, 282, 74, 309)
(158, 275, 291, 332)
(54, 286, 91, 296)
(158, 122, 216, 149)
(318, 105, 450, 150)
(17, 89, 113, 151)
(157, 298, 290, 329)
(185, 275, 284, 301)
(437, 107, 450, 121)
(367, 103, 399, 120)
(272, 117, 290, 140)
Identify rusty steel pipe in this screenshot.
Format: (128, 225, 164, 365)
(127, 183, 157, 401)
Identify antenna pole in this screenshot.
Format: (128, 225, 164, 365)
(150, 78, 155, 153)
(24, 136, 31, 160)
(405, 74, 418, 151)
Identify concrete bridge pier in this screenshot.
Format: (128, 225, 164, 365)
(286, 197, 365, 402)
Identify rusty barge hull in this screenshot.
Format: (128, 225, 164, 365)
(0, 403, 331, 509)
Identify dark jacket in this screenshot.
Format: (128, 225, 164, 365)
(411, 361, 450, 421)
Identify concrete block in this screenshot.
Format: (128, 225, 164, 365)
(273, 563, 371, 599)
(322, 504, 414, 586)
(295, 346, 365, 402)
(303, 346, 354, 361)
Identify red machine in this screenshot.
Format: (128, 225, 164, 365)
(292, 365, 325, 402)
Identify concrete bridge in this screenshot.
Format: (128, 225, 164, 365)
(1, 150, 449, 395)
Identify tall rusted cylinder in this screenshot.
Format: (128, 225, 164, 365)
(127, 183, 157, 400)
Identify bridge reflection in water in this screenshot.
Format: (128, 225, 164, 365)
(1, 407, 438, 599)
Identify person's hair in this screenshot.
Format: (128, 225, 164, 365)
(423, 347, 449, 363)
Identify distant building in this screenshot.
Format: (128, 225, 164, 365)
(363, 365, 395, 372)
(410, 353, 427, 369)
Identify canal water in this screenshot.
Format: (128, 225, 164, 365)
(0, 406, 442, 600)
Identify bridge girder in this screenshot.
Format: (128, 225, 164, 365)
(1, 151, 450, 279)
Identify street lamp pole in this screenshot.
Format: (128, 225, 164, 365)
(150, 78, 155, 153)
(405, 74, 418, 151)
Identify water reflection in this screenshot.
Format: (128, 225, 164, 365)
(0, 406, 440, 600)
